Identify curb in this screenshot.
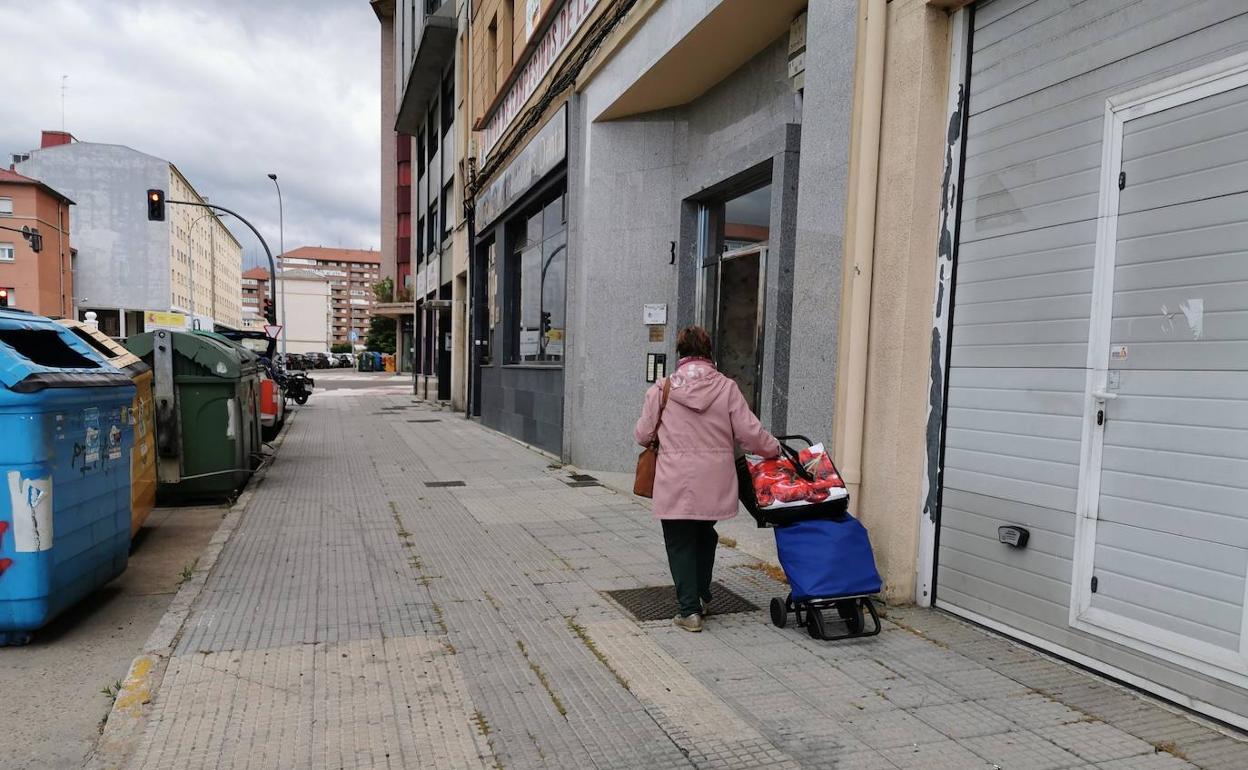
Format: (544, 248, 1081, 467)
(85, 410, 299, 770)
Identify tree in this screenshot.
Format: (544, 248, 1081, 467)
(330, 342, 352, 354)
(365, 315, 396, 354)
(372, 277, 394, 303)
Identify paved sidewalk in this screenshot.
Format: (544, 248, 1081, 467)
(98, 393, 1247, 769)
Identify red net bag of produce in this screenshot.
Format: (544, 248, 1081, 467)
(745, 443, 848, 510)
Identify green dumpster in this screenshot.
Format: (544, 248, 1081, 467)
(124, 329, 262, 502)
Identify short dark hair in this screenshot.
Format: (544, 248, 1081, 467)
(676, 325, 713, 359)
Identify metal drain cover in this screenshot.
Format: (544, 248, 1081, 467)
(425, 480, 465, 488)
(407, 419, 440, 423)
(605, 582, 758, 622)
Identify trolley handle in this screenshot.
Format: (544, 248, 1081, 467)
(777, 437, 816, 483)
(776, 434, 814, 447)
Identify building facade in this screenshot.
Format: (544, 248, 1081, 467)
(846, 0, 1248, 729)
(375, 0, 469, 403)
(278, 269, 333, 353)
(240, 266, 270, 330)
(0, 167, 74, 317)
(462, 0, 857, 462)
(277, 246, 380, 349)
(16, 132, 242, 336)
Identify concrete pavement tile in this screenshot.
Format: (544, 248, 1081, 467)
(840, 708, 947, 750)
(879, 739, 997, 769)
(960, 730, 1084, 770)
(1094, 753, 1199, 769)
(1036, 720, 1156, 764)
(979, 693, 1091, 729)
(909, 699, 1018, 739)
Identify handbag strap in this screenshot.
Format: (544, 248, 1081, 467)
(651, 378, 671, 447)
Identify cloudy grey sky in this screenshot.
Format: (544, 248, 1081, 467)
(1, 0, 380, 266)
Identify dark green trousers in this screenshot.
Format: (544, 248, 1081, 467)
(662, 519, 717, 617)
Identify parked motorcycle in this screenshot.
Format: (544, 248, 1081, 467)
(284, 370, 315, 405)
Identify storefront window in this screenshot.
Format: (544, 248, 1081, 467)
(510, 193, 566, 363)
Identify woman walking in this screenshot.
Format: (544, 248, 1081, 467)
(634, 326, 781, 632)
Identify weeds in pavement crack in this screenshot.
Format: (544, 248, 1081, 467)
(743, 561, 788, 585)
(516, 640, 566, 717)
(177, 559, 199, 586)
(527, 732, 547, 761)
(567, 618, 630, 692)
(100, 679, 123, 703)
(432, 602, 449, 634)
(472, 710, 505, 769)
(483, 590, 502, 610)
(1154, 741, 1187, 759)
(472, 709, 491, 736)
(717, 535, 737, 548)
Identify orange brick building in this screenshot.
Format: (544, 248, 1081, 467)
(0, 167, 74, 317)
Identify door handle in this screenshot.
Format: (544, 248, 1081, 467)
(1091, 391, 1118, 401)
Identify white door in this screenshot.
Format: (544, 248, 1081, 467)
(1071, 57, 1248, 685)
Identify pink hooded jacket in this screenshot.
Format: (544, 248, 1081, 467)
(634, 357, 781, 520)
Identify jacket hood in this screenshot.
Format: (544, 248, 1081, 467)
(666, 359, 733, 413)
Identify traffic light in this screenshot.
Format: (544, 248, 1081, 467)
(146, 189, 165, 221)
(540, 310, 552, 335)
(20, 226, 42, 253)
(262, 295, 275, 324)
(0, 289, 9, 308)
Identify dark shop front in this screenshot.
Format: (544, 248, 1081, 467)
(471, 106, 568, 455)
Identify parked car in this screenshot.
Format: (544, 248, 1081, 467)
(336, 353, 354, 368)
(312, 352, 331, 369)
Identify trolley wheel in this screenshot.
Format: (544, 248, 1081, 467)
(836, 600, 865, 635)
(293, 393, 309, 405)
(807, 606, 827, 639)
(769, 597, 787, 628)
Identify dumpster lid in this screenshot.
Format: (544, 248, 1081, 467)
(56, 318, 150, 375)
(124, 329, 256, 379)
(0, 309, 135, 392)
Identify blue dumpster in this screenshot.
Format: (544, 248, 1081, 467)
(0, 310, 136, 645)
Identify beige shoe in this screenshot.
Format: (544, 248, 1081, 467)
(673, 613, 704, 632)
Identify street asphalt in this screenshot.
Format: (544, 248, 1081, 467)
(0, 506, 223, 770)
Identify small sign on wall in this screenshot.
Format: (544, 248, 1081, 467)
(643, 303, 667, 325)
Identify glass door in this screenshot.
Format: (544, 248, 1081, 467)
(714, 245, 766, 411)
(697, 182, 772, 411)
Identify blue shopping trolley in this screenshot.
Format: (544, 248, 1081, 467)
(736, 435, 883, 641)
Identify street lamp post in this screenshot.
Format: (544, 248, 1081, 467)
(267, 174, 288, 357)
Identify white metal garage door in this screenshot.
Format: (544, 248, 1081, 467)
(937, 0, 1248, 725)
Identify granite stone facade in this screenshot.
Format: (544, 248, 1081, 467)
(563, 3, 859, 473)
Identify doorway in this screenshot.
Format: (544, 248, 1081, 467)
(714, 246, 765, 410)
(699, 183, 771, 412)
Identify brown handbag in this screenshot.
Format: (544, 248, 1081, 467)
(633, 378, 671, 498)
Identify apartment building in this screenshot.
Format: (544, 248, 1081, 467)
(16, 131, 242, 336)
(373, 0, 468, 401)
(277, 246, 381, 349)
(240, 266, 270, 330)
(0, 167, 74, 317)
